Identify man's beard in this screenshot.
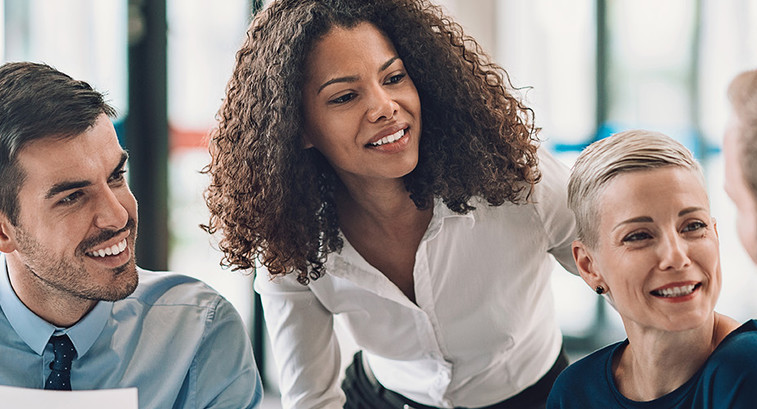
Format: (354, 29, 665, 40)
(14, 218, 139, 302)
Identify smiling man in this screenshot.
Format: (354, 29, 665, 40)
(0, 62, 262, 408)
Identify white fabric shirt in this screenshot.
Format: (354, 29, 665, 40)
(255, 150, 578, 408)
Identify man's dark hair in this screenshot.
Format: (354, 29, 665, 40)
(0, 62, 116, 224)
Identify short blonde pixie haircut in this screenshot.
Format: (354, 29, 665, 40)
(567, 129, 704, 248)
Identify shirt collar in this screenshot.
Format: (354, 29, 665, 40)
(423, 197, 476, 242)
(327, 197, 476, 270)
(0, 255, 112, 357)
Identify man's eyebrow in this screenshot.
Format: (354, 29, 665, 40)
(316, 56, 401, 94)
(112, 151, 129, 176)
(44, 151, 129, 199)
(45, 180, 91, 200)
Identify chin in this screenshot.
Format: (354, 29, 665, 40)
(397, 159, 419, 178)
(101, 259, 139, 301)
(660, 311, 714, 333)
(99, 276, 138, 301)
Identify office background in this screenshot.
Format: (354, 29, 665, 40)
(2, 0, 757, 404)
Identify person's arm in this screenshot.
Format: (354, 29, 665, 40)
(534, 148, 579, 274)
(193, 296, 264, 409)
(255, 272, 344, 409)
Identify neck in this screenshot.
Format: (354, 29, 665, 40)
(615, 312, 740, 401)
(334, 176, 432, 304)
(335, 178, 434, 270)
(336, 177, 427, 233)
(339, 174, 412, 212)
(6, 252, 95, 328)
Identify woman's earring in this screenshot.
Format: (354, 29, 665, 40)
(595, 285, 605, 295)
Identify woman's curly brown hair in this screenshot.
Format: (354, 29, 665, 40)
(203, 0, 541, 285)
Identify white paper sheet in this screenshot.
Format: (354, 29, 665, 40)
(0, 385, 138, 408)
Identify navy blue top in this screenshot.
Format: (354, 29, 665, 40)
(547, 320, 757, 409)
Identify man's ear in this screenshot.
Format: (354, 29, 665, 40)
(0, 213, 18, 254)
(572, 240, 604, 290)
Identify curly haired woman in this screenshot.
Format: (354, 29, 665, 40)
(204, 0, 578, 407)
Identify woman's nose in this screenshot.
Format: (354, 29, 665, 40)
(658, 232, 691, 271)
(366, 87, 399, 122)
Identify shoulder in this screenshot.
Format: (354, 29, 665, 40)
(555, 342, 618, 386)
(696, 320, 757, 405)
(254, 265, 312, 293)
(127, 268, 225, 309)
(548, 342, 622, 408)
(531, 148, 571, 202)
(524, 148, 578, 257)
(704, 319, 757, 372)
(469, 149, 571, 215)
(118, 269, 248, 349)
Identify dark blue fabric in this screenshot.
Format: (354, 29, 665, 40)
(45, 335, 76, 390)
(547, 320, 757, 409)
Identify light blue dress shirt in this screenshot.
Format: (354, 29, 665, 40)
(0, 255, 263, 408)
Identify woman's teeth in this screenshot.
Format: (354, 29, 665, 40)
(369, 129, 405, 146)
(652, 284, 698, 298)
(87, 239, 127, 258)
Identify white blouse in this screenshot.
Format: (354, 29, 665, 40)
(255, 149, 578, 408)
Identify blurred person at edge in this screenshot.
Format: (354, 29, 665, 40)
(547, 130, 757, 409)
(203, 0, 579, 408)
(724, 69, 757, 265)
(0, 62, 262, 408)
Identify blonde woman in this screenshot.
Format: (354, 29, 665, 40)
(547, 130, 757, 409)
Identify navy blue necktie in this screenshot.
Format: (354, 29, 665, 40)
(45, 335, 76, 390)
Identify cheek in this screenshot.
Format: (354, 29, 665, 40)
(402, 86, 422, 116)
(597, 254, 648, 306)
(304, 115, 357, 150)
(696, 234, 722, 268)
(732, 198, 757, 243)
(115, 185, 136, 202)
(737, 217, 757, 251)
(606, 277, 635, 304)
(123, 191, 138, 216)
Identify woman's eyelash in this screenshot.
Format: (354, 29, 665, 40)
(328, 72, 407, 104)
(329, 93, 356, 104)
(682, 221, 707, 232)
(622, 231, 652, 242)
(622, 221, 708, 242)
(386, 73, 406, 84)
